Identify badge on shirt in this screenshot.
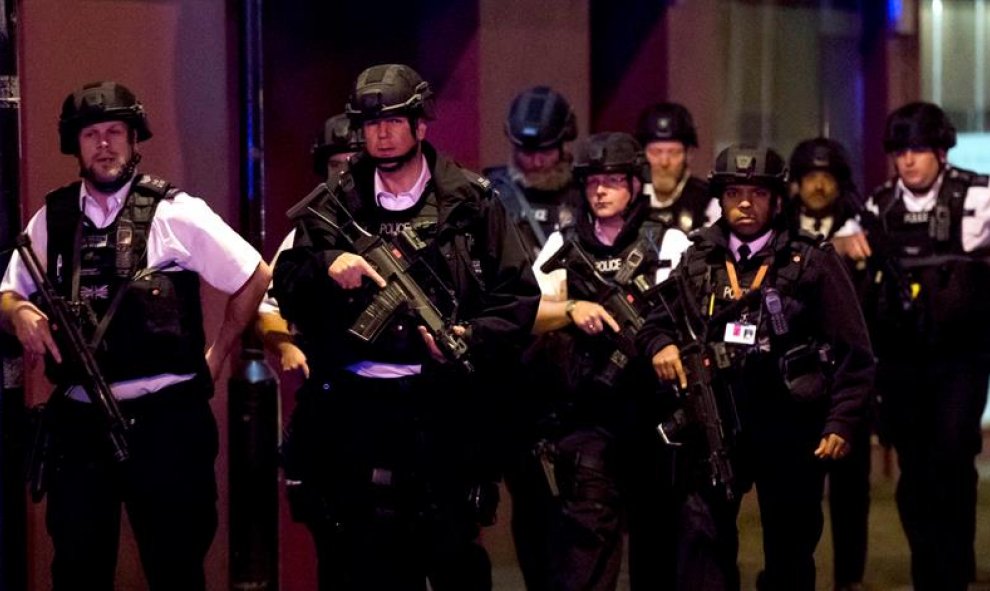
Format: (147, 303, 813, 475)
(724, 321, 757, 345)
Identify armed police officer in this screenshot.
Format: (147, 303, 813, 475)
(271, 64, 539, 591)
(787, 137, 872, 591)
(638, 145, 874, 591)
(485, 86, 583, 263)
(847, 102, 990, 591)
(635, 102, 719, 233)
(257, 112, 364, 378)
(530, 132, 691, 590)
(483, 85, 584, 591)
(0, 81, 270, 590)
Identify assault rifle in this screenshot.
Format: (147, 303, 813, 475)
(287, 164, 473, 373)
(539, 237, 652, 387)
(14, 234, 131, 465)
(655, 273, 748, 502)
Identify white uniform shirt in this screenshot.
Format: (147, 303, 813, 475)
(0, 176, 263, 400)
(258, 229, 295, 315)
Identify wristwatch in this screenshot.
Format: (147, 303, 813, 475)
(564, 299, 577, 322)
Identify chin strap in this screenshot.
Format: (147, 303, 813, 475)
(80, 152, 142, 194)
(370, 143, 420, 172)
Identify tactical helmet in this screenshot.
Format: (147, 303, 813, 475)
(709, 144, 788, 197)
(788, 137, 853, 186)
(505, 86, 577, 150)
(883, 102, 956, 153)
(59, 81, 152, 155)
(345, 64, 433, 124)
(635, 102, 698, 148)
(572, 132, 647, 181)
(311, 114, 365, 175)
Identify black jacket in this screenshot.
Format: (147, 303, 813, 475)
(272, 141, 540, 374)
(637, 220, 875, 442)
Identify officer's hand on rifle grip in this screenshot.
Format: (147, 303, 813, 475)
(652, 344, 687, 389)
(568, 300, 620, 335)
(328, 252, 387, 289)
(418, 324, 467, 364)
(12, 301, 62, 364)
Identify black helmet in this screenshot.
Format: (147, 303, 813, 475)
(505, 86, 577, 150)
(883, 102, 956, 153)
(58, 81, 152, 155)
(345, 64, 433, 124)
(572, 132, 646, 181)
(311, 114, 364, 175)
(709, 144, 787, 197)
(635, 102, 698, 148)
(788, 137, 853, 186)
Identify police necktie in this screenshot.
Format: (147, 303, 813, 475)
(737, 243, 751, 264)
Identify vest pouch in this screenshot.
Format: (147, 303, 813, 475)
(779, 343, 831, 403)
(100, 270, 207, 382)
(129, 273, 183, 335)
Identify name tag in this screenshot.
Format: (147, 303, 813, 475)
(724, 322, 757, 345)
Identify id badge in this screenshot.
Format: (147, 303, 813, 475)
(724, 321, 757, 345)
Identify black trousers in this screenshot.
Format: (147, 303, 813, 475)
(286, 372, 492, 591)
(46, 379, 218, 591)
(504, 446, 557, 591)
(545, 427, 624, 591)
(675, 396, 829, 591)
(826, 422, 871, 587)
(878, 357, 989, 591)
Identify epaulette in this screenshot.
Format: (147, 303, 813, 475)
(947, 167, 990, 187)
(133, 174, 180, 200)
(462, 168, 492, 191)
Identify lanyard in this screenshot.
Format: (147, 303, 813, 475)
(724, 256, 769, 300)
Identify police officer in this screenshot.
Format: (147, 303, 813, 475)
(271, 64, 540, 590)
(0, 81, 271, 590)
(638, 144, 874, 591)
(530, 132, 691, 590)
(635, 102, 719, 233)
(484, 86, 583, 591)
(485, 86, 583, 262)
(788, 137, 872, 591)
(854, 102, 990, 591)
(257, 112, 365, 378)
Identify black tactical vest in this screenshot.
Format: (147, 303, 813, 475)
(45, 176, 208, 384)
(868, 168, 990, 355)
(486, 166, 578, 262)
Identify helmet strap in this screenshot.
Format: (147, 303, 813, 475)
(80, 151, 141, 194)
(371, 141, 420, 172)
